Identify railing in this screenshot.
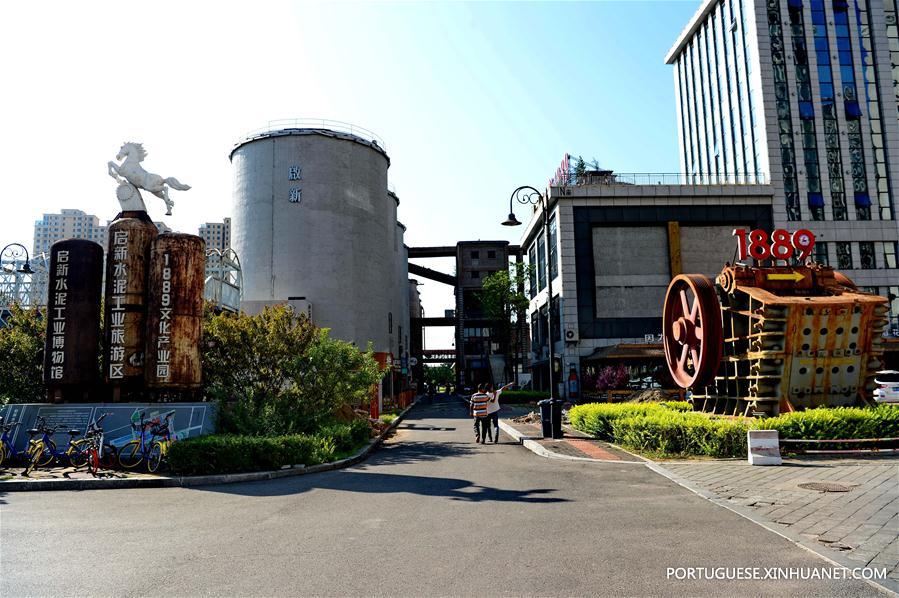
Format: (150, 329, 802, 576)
(551, 172, 768, 187)
(240, 119, 386, 151)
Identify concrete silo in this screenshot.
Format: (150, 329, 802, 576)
(230, 124, 399, 354)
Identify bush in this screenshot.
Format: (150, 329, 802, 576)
(0, 305, 46, 403)
(568, 403, 682, 441)
(500, 390, 550, 403)
(660, 401, 693, 412)
(612, 413, 748, 458)
(168, 434, 317, 476)
(379, 414, 398, 425)
(167, 420, 374, 476)
(569, 402, 899, 458)
(759, 405, 899, 442)
(204, 305, 383, 436)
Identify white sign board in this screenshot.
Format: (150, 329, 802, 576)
(747, 429, 782, 466)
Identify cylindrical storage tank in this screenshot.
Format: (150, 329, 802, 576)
(145, 233, 206, 389)
(103, 214, 158, 387)
(43, 239, 104, 399)
(394, 221, 410, 361)
(230, 126, 394, 352)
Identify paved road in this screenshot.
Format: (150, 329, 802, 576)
(0, 398, 886, 596)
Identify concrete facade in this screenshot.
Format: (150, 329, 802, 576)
(229, 127, 408, 355)
(666, 0, 899, 309)
(455, 241, 513, 386)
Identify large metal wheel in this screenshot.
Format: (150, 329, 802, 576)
(663, 274, 723, 388)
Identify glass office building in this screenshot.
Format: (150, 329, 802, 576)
(666, 0, 899, 298)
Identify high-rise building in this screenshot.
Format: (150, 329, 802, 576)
(666, 0, 899, 298)
(33, 209, 107, 257)
(30, 209, 170, 305)
(198, 218, 231, 251)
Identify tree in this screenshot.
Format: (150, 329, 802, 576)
(203, 304, 383, 435)
(0, 305, 45, 404)
(574, 155, 587, 182)
(477, 264, 533, 382)
(425, 364, 454, 385)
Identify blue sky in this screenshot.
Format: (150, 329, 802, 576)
(0, 0, 699, 347)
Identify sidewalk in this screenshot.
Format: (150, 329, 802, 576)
(500, 418, 643, 463)
(498, 409, 899, 593)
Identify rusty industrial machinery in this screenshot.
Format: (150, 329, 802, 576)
(145, 233, 206, 391)
(664, 260, 889, 417)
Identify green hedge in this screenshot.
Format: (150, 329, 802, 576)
(499, 390, 550, 403)
(168, 419, 373, 476)
(762, 405, 899, 440)
(569, 402, 899, 458)
(567, 403, 690, 441)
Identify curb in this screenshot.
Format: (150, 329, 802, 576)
(501, 418, 898, 596)
(498, 420, 644, 465)
(0, 400, 419, 492)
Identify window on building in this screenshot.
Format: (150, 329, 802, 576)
(885, 242, 898, 269)
(812, 241, 829, 266)
(537, 234, 546, 291)
(471, 250, 479, 260)
(528, 245, 537, 298)
(388, 312, 393, 334)
(471, 270, 480, 279)
(549, 215, 558, 280)
(860, 242, 876, 269)
(836, 242, 853, 269)
(487, 250, 496, 259)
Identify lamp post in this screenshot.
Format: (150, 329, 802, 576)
(0, 243, 36, 326)
(1, 243, 34, 275)
(501, 186, 558, 405)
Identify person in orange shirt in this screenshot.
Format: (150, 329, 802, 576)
(469, 384, 491, 443)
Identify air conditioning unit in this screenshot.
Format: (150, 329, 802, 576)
(287, 297, 312, 320)
(564, 323, 579, 343)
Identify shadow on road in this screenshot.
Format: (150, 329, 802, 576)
(364, 440, 476, 467)
(196, 469, 569, 503)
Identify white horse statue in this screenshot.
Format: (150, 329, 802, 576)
(108, 142, 190, 215)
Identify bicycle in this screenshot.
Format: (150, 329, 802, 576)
(0, 416, 26, 468)
(82, 412, 117, 476)
(23, 416, 90, 475)
(118, 410, 175, 473)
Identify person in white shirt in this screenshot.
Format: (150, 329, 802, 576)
(484, 382, 513, 444)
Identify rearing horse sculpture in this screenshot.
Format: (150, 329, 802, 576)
(108, 142, 190, 215)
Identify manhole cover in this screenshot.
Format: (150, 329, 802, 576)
(798, 482, 854, 492)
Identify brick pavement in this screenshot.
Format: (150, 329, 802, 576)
(661, 458, 899, 581)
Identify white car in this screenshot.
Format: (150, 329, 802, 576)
(873, 370, 899, 404)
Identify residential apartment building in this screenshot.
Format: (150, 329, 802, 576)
(666, 0, 899, 306)
(198, 218, 231, 251)
(30, 209, 170, 306)
(33, 209, 107, 257)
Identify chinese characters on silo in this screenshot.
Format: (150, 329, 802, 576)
(108, 230, 129, 379)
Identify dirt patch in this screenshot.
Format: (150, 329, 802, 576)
(626, 389, 670, 403)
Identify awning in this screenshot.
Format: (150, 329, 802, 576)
(584, 343, 665, 362)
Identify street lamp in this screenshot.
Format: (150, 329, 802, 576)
(502, 186, 560, 418)
(1, 243, 34, 274)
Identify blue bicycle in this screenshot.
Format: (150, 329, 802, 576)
(118, 410, 175, 472)
(0, 416, 26, 468)
(23, 416, 89, 475)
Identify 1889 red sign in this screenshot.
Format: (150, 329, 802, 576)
(732, 229, 815, 261)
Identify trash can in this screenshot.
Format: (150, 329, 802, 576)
(537, 398, 565, 439)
